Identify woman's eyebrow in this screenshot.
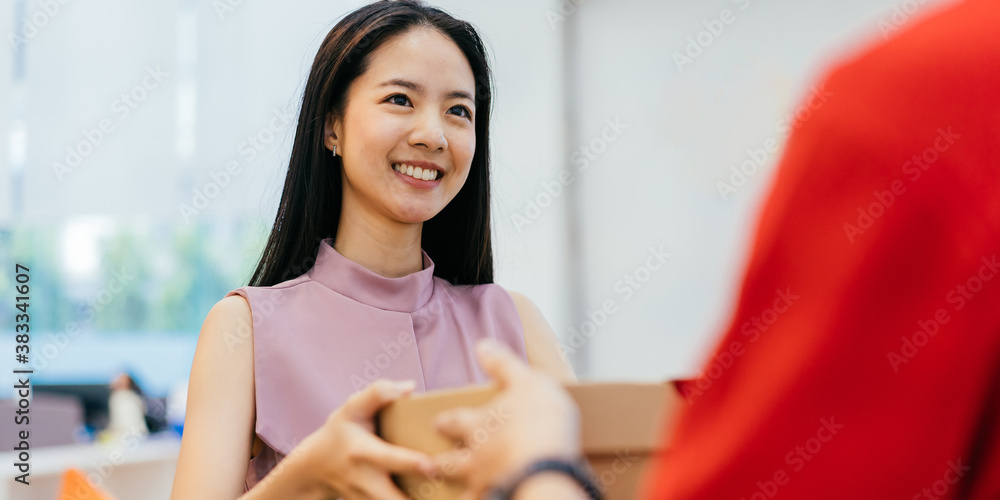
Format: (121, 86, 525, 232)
(378, 78, 474, 102)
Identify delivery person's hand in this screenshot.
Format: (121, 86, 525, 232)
(430, 339, 584, 499)
(297, 379, 436, 500)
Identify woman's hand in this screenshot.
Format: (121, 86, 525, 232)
(429, 339, 582, 498)
(298, 379, 436, 500)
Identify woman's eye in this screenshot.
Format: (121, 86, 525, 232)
(386, 94, 470, 119)
(387, 94, 411, 106)
(449, 105, 472, 119)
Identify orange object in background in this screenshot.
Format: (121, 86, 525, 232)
(58, 468, 116, 500)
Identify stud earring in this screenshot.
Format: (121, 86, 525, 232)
(331, 145, 337, 157)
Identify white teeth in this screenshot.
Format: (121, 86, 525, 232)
(392, 163, 440, 182)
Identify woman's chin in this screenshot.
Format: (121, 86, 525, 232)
(390, 205, 443, 225)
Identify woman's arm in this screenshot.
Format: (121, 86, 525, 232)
(170, 295, 433, 500)
(506, 290, 577, 383)
(171, 295, 306, 498)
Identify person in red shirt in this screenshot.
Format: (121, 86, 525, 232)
(429, 0, 1000, 498)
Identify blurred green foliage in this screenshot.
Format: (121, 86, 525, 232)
(0, 218, 269, 335)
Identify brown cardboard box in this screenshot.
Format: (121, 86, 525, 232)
(377, 382, 680, 500)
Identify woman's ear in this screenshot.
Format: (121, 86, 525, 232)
(324, 113, 340, 152)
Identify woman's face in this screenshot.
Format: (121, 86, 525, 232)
(327, 27, 478, 225)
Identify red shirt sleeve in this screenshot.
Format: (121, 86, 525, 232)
(644, 1, 1000, 498)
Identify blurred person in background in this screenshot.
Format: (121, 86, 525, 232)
(100, 372, 149, 442)
(428, 0, 1000, 498)
(170, 1, 573, 499)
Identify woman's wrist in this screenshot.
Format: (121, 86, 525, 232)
(241, 438, 329, 500)
(291, 435, 338, 499)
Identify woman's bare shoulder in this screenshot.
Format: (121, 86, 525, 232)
(211, 294, 252, 326)
(206, 294, 255, 349)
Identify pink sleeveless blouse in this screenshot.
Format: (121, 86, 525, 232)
(225, 237, 528, 492)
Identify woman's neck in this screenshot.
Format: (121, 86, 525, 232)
(333, 204, 425, 278)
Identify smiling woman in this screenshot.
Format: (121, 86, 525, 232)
(324, 26, 480, 270)
(168, 2, 573, 500)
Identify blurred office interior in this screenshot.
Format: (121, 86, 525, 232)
(0, 0, 952, 497)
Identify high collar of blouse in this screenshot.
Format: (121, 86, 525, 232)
(307, 237, 435, 313)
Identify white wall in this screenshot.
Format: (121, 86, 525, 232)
(560, 0, 954, 380)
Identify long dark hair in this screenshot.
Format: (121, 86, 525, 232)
(248, 0, 494, 287)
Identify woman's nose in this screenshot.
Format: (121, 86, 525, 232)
(409, 112, 447, 151)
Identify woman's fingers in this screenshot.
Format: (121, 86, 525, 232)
(357, 433, 435, 474)
(429, 448, 473, 480)
(359, 477, 412, 500)
(475, 339, 530, 387)
(341, 379, 416, 421)
(432, 406, 482, 444)
(350, 467, 413, 500)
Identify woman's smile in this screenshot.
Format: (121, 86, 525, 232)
(391, 161, 444, 188)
